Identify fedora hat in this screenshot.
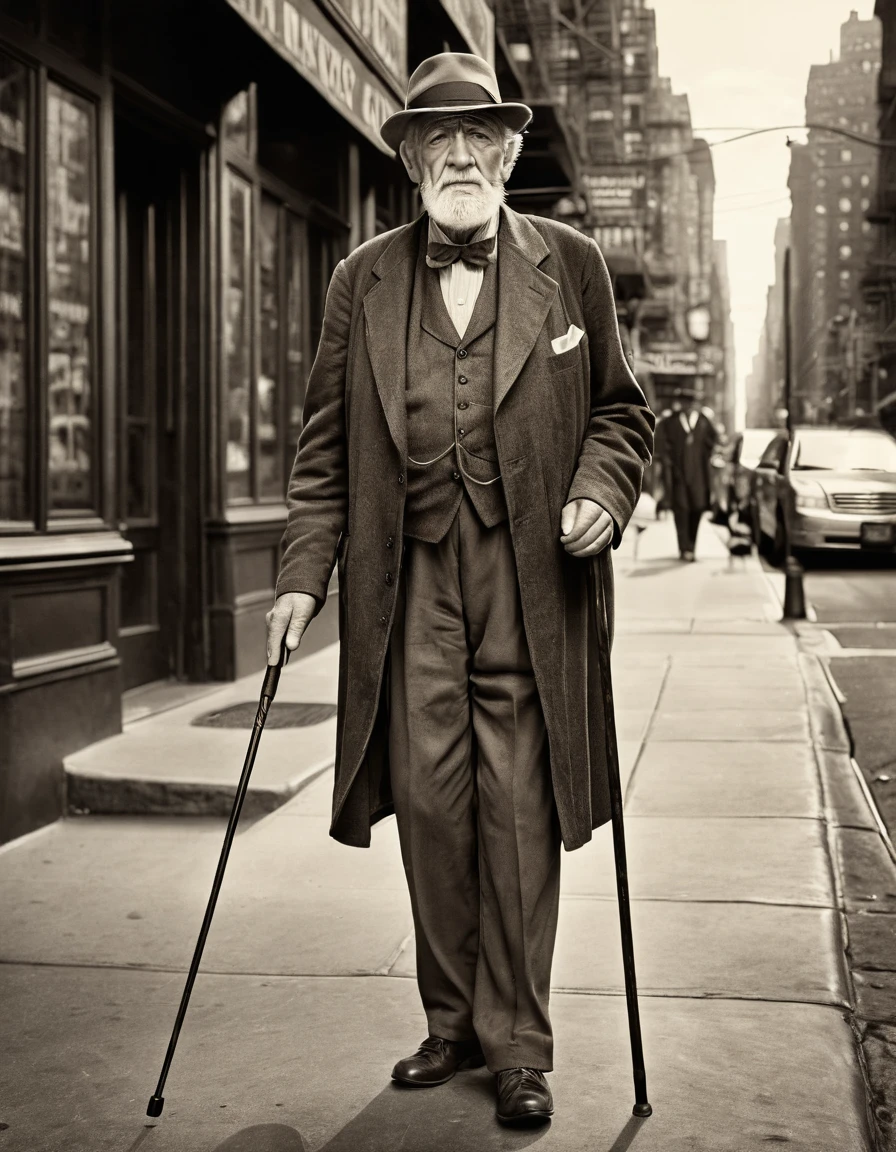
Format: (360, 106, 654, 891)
(381, 52, 532, 152)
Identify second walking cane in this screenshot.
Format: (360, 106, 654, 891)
(594, 552, 652, 1119)
(146, 639, 290, 1118)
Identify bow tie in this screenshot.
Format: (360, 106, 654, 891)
(426, 235, 497, 270)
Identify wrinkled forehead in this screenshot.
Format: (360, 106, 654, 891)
(414, 111, 506, 140)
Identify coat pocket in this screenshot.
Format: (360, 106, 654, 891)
(548, 334, 588, 374)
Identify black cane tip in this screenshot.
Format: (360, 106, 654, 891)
(632, 1101, 653, 1118)
(147, 1096, 164, 1117)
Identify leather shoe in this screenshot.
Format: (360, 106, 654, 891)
(495, 1068, 553, 1125)
(391, 1036, 485, 1087)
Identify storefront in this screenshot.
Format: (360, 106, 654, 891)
(0, 0, 414, 843)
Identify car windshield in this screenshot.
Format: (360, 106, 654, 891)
(792, 431, 896, 473)
(739, 430, 777, 469)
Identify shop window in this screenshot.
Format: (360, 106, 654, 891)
(224, 169, 252, 502)
(258, 195, 281, 500)
(46, 82, 96, 514)
(0, 52, 28, 522)
(223, 89, 253, 157)
(285, 213, 307, 459)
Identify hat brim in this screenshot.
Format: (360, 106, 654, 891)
(380, 102, 533, 152)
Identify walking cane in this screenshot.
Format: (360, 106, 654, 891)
(146, 638, 290, 1118)
(594, 553, 652, 1119)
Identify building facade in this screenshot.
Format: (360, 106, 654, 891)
(0, 0, 498, 844)
(865, 0, 896, 433)
(786, 9, 881, 423)
(746, 218, 790, 429)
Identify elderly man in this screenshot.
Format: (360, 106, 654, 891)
(266, 52, 654, 1126)
(657, 386, 717, 561)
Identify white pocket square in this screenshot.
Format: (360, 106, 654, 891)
(551, 324, 585, 355)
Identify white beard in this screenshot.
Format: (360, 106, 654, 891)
(421, 174, 505, 233)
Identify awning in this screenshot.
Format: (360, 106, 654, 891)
(436, 0, 495, 64)
(223, 0, 401, 155)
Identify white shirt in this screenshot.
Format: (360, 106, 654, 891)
(428, 212, 500, 339)
(680, 409, 699, 434)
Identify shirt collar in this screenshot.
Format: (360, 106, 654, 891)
(427, 210, 500, 249)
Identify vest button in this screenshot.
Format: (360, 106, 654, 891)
(380, 615, 388, 625)
(458, 428, 466, 437)
(458, 375, 468, 384)
(452, 471, 461, 481)
(457, 401, 469, 410)
(385, 572, 393, 586)
(386, 536, 394, 548)
(457, 348, 467, 359)
(397, 473, 404, 484)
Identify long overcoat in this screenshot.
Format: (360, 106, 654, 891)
(659, 410, 717, 514)
(276, 206, 655, 852)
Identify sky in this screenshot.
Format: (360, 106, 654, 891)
(647, 0, 878, 426)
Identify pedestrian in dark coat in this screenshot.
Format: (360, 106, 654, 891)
(658, 387, 717, 560)
(266, 51, 654, 1126)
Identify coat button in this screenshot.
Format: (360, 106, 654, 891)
(397, 473, 404, 484)
(457, 400, 469, 410)
(457, 348, 467, 359)
(458, 428, 466, 437)
(452, 471, 461, 481)
(458, 375, 468, 384)
(380, 615, 388, 625)
(385, 572, 393, 586)
(386, 536, 394, 548)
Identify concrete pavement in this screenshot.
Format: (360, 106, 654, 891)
(0, 515, 883, 1151)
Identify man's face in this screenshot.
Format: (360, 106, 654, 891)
(400, 113, 514, 232)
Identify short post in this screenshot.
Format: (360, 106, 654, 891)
(782, 556, 807, 620)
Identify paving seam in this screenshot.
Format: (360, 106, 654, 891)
(0, 958, 855, 1010)
(799, 642, 886, 1150)
(622, 654, 670, 807)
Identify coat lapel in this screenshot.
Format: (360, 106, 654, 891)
(494, 206, 557, 411)
(363, 218, 425, 462)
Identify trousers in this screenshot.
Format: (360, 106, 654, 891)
(673, 505, 704, 554)
(388, 493, 561, 1072)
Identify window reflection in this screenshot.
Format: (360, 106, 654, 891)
(0, 53, 27, 521)
(46, 82, 94, 513)
(225, 170, 251, 500)
(258, 195, 280, 499)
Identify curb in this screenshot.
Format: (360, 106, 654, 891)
(798, 642, 896, 1152)
(65, 757, 333, 819)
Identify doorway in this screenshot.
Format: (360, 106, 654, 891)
(114, 113, 199, 691)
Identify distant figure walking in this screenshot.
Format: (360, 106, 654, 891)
(658, 387, 717, 561)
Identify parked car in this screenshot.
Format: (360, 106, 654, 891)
(727, 427, 778, 540)
(753, 425, 896, 561)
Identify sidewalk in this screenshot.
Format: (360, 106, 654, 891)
(0, 517, 879, 1151)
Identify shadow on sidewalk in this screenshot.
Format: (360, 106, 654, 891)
(210, 1126, 306, 1151)
(201, 1079, 648, 1152)
(622, 559, 686, 578)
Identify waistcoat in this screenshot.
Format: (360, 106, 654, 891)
(403, 233, 506, 543)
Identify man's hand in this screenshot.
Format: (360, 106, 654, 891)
(560, 499, 614, 557)
(265, 592, 318, 665)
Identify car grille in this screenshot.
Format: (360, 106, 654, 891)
(829, 492, 896, 515)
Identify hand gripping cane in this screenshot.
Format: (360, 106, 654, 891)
(594, 553, 652, 1119)
(146, 638, 290, 1118)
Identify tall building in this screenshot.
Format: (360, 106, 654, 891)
(789, 9, 881, 422)
(864, 0, 896, 433)
(712, 239, 737, 434)
(747, 219, 790, 428)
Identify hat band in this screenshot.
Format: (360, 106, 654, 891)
(407, 81, 497, 110)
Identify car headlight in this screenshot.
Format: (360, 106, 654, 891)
(791, 479, 829, 511)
